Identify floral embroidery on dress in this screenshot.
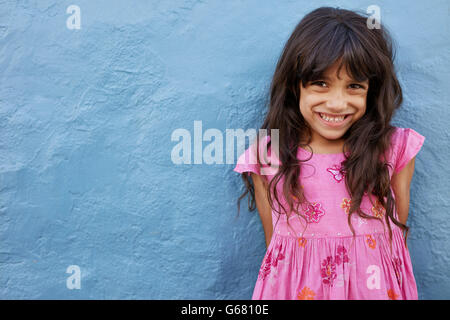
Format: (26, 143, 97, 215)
(365, 235, 377, 249)
(304, 202, 326, 223)
(298, 237, 307, 248)
(340, 198, 352, 214)
(321, 246, 350, 286)
(272, 243, 285, 268)
(258, 251, 272, 281)
(297, 286, 315, 300)
(321, 256, 337, 286)
(258, 242, 285, 281)
(326, 164, 346, 182)
(371, 199, 386, 219)
(387, 289, 399, 300)
(335, 245, 349, 265)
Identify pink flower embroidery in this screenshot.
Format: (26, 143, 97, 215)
(271, 242, 285, 268)
(321, 246, 350, 286)
(326, 165, 346, 182)
(258, 243, 285, 281)
(321, 256, 337, 286)
(304, 202, 326, 223)
(335, 245, 349, 265)
(258, 251, 272, 280)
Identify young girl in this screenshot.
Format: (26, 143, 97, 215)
(234, 7, 425, 300)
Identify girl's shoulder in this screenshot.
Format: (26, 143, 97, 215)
(233, 134, 279, 178)
(388, 126, 426, 174)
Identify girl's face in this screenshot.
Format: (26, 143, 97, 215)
(299, 62, 369, 146)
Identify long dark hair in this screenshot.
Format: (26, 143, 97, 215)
(236, 6, 408, 246)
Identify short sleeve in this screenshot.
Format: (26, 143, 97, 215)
(233, 134, 279, 177)
(392, 127, 425, 174)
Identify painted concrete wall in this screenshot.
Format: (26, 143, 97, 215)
(0, 0, 448, 299)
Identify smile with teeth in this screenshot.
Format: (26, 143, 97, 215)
(319, 112, 348, 123)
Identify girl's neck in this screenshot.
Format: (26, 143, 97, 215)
(299, 132, 348, 154)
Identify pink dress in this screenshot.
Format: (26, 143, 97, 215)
(233, 127, 425, 300)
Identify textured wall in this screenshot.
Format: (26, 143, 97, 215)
(0, 0, 448, 299)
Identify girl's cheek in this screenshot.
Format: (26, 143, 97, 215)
(302, 93, 322, 107)
(353, 91, 368, 101)
(347, 95, 367, 109)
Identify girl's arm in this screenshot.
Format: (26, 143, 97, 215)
(250, 173, 273, 248)
(391, 157, 416, 225)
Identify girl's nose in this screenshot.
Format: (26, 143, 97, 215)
(325, 91, 347, 112)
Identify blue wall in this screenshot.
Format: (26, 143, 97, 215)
(0, 0, 448, 299)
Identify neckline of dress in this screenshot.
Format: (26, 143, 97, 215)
(297, 146, 346, 156)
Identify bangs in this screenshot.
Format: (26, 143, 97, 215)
(298, 23, 376, 86)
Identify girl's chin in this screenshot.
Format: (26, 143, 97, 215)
(318, 131, 346, 141)
(312, 124, 348, 140)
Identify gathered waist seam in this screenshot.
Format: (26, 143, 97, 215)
(271, 228, 403, 240)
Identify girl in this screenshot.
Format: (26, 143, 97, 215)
(234, 7, 425, 300)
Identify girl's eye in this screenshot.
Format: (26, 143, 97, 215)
(349, 84, 364, 89)
(312, 81, 327, 87)
(310, 81, 366, 89)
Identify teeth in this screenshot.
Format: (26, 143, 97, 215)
(320, 113, 345, 122)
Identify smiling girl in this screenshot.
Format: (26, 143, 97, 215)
(234, 7, 425, 300)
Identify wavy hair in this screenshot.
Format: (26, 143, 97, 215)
(236, 6, 408, 246)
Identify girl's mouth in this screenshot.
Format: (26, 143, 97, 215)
(315, 112, 353, 128)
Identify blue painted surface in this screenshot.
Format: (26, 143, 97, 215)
(0, 0, 448, 299)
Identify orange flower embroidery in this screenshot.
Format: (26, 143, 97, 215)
(371, 199, 386, 219)
(387, 289, 399, 300)
(297, 286, 315, 300)
(341, 198, 352, 214)
(298, 237, 307, 248)
(365, 235, 377, 249)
